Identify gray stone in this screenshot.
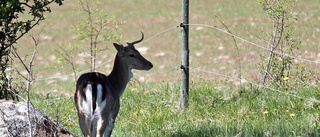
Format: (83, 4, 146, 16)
(0, 100, 76, 137)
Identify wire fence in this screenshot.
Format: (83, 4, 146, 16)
(25, 26, 180, 82)
(16, 23, 319, 83)
(13, 23, 320, 103)
(190, 66, 320, 103)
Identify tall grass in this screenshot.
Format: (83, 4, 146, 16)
(31, 80, 319, 136)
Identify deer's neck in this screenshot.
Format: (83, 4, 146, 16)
(108, 56, 132, 97)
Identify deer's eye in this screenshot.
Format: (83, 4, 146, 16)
(129, 54, 136, 58)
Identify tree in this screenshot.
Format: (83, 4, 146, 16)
(258, 0, 300, 89)
(76, 0, 122, 72)
(0, 0, 63, 100)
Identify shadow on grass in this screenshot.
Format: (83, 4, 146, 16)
(168, 125, 320, 137)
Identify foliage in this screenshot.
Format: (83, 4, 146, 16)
(258, 0, 301, 90)
(0, 0, 63, 100)
(53, 0, 123, 83)
(54, 43, 80, 81)
(76, 0, 122, 72)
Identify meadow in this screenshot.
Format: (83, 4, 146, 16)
(15, 0, 320, 136)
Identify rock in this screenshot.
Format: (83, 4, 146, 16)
(0, 100, 76, 137)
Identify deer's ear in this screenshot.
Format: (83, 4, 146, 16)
(113, 43, 124, 56)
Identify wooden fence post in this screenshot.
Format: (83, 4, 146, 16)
(180, 0, 189, 108)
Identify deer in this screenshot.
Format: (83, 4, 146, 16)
(74, 32, 153, 137)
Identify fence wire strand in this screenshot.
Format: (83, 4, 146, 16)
(139, 25, 180, 45)
(186, 23, 320, 64)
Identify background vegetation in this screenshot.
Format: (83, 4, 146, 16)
(4, 0, 320, 136)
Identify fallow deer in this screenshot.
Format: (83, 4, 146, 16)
(74, 32, 153, 137)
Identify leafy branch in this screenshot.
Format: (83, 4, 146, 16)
(258, 0, 300, 89)
(0, 0, 64, 100)
(76, 0, 122, 72)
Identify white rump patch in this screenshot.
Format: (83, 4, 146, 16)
(96, 84, 103, 103)
(82, 84, 93, 115)
(96, 84, 107, 111)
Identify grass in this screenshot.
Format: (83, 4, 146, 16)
(30, 80, 320, 136)
(12, 0, 320, 136)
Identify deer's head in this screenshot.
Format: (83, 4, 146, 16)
(113, 32, 153, 71)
